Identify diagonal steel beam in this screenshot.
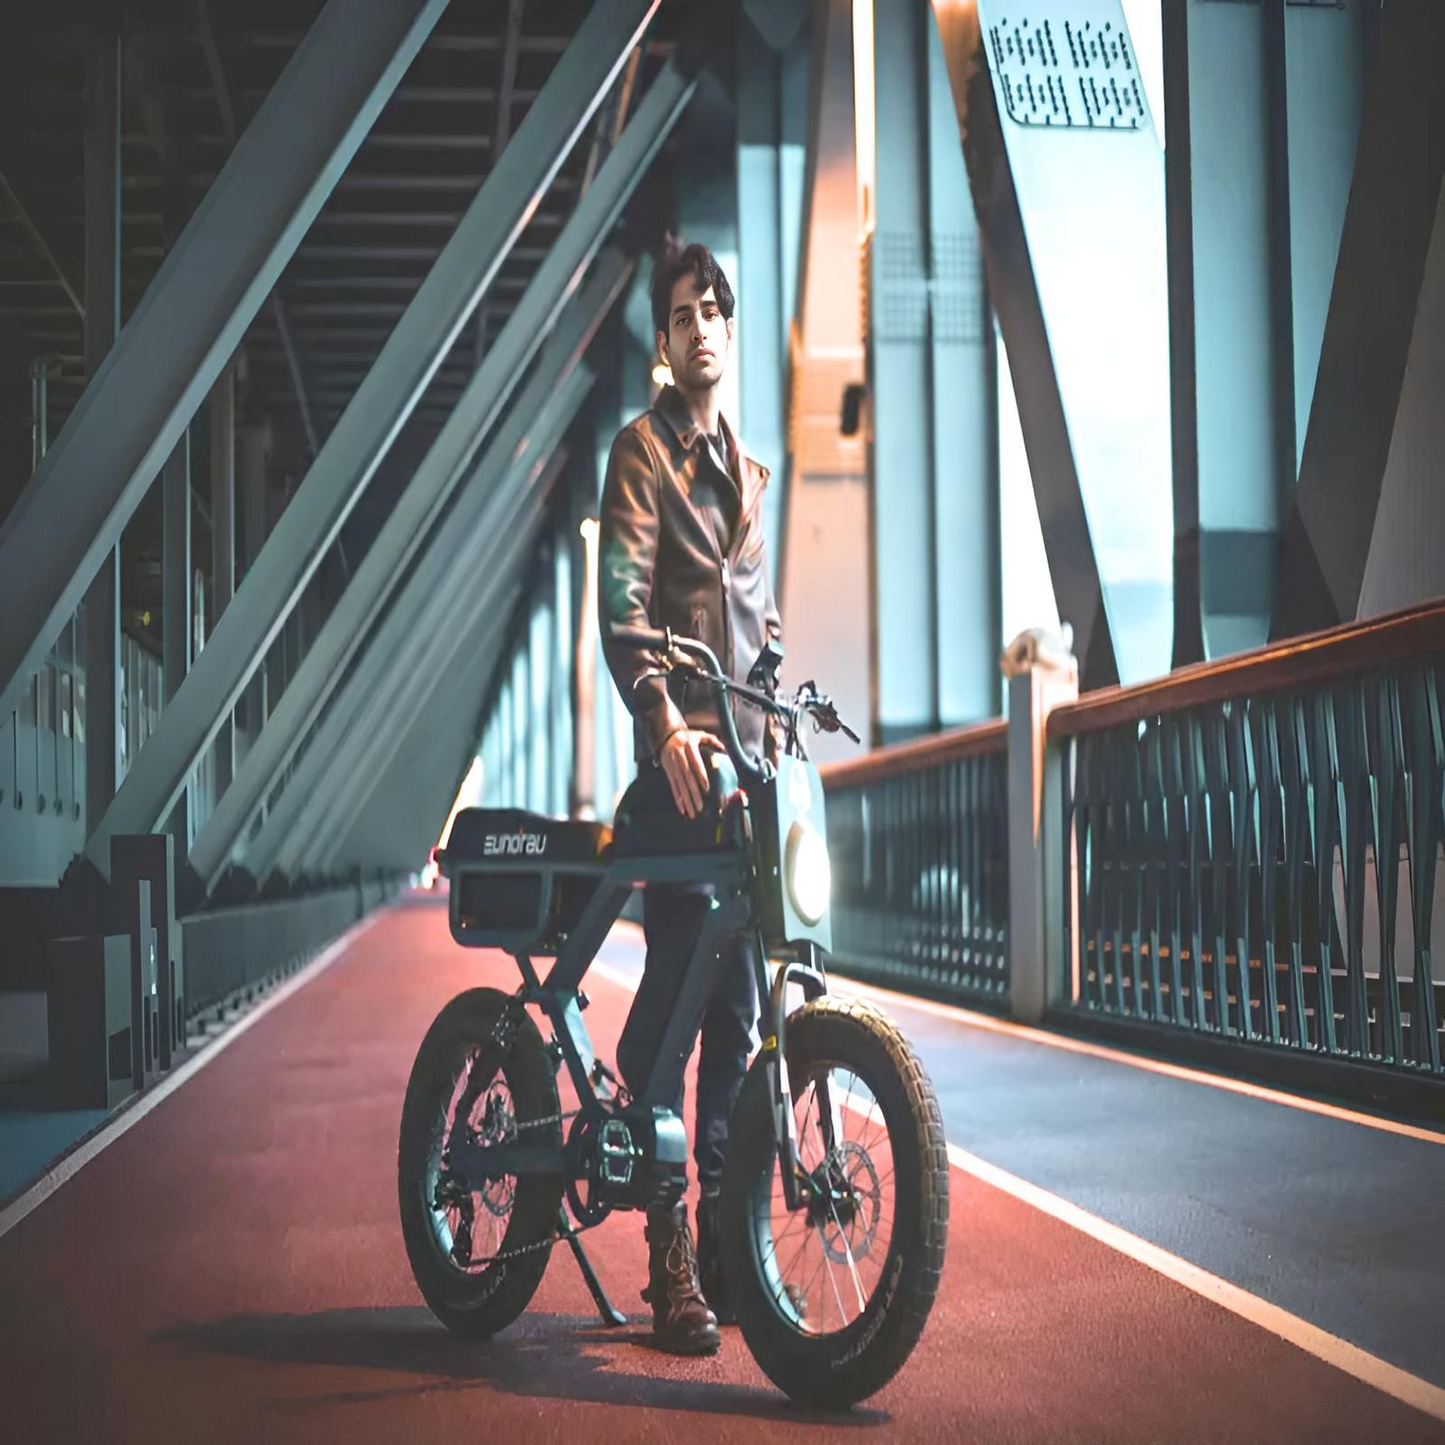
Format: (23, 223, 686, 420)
(299, 442, 574, 877)
(287, 487, 551, 878)
(189, 255, 621, 892)
(0, 0, 450, 732)
(323, 446, 571, 876)
(85, 0, 663, 876)
(184, 50, 693, 890)
(251, 367, 590, 886)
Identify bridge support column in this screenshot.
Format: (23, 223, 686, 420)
(868, 0, 998, 743)
(1166, 0, 1365, 663)
(1006, 653, 1078, 1025)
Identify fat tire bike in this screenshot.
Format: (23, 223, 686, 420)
(398, 629, 948, 1407)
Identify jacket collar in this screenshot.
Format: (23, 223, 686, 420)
(652, 384, 770, 512)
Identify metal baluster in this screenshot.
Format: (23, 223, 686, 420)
(1203, 709, 1235, 1036)
(1308, 693, 1341, 1055)
(1281, 698, 1311, 1048)
(1372, 676, 1405, 1063)
(1159, 716, 1184, 1026)
(1253, 700, 1284, 1046)
(1229, 703, 1257, 1042)
(1404, 665, 1444, 1072)
(1142, 719, 1165, 1023)
(1333, 688, 1370, 1057)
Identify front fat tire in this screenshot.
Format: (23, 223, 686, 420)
(398, 987, 563, 1340)
(719, 996, 949, 1408)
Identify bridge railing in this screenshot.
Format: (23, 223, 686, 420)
(820, 720, 1011, 1010)
(1050, 600, 1445, 1082)
(819, 598, 1445, 1103)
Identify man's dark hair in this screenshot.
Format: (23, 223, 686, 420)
(650, 241, 735, 339)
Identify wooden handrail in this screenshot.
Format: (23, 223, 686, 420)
(1049, 597, 1445, 739)
(818, 717, 1007, 789)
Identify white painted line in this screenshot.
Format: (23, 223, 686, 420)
(941, 1137, 1445, 1427)
(589, 946, 1445, 1425)
(829, 973, 1445, 1147)
(0, 910, 385, 1244)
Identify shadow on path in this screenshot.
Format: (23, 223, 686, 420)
(159, 1306, 890, 1427)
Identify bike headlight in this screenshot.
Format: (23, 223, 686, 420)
(785, 819, 831, 926)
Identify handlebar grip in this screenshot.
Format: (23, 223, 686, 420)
(609, 625, 670, 651)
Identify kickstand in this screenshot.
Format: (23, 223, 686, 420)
(557, 1208, 626, 1326)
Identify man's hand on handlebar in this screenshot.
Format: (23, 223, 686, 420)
(658, 727, 725, 819)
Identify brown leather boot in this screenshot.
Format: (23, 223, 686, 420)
(641, 1200, 720, 1355)
(695, 1189, 732, 1325)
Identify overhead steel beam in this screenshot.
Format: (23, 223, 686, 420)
(311, 444, 575, 873)
(0, 0, 451, 734)
(1271, 2, 1445, 638)
(85, 0, 664, 876)
(933, 0, 1174, 689)
(256, 369, 589, 886)
(0, 170, 84, 317)
(184, 50, 691, 888)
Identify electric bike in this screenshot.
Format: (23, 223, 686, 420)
(397, 629, 948, 1407)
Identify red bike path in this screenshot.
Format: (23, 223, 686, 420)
(1, 898, 1440, 1444)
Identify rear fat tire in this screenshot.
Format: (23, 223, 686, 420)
(719, 996, 949, 1408)
(398, 987, 564, 1339)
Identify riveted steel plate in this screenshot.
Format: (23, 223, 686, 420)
(988, 14, 1148, 130)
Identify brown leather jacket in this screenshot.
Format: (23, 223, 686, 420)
(599, 385, 782, 763)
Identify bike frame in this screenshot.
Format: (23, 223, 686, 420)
(449, 630, 847, 1215)
(458, 836, 834, 1215)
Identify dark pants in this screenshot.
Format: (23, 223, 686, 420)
(615, 880, 760, 1194)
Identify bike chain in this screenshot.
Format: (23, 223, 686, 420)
(440, 990, 596, 1271)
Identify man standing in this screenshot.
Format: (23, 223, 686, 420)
(598, 242, 781, 1356)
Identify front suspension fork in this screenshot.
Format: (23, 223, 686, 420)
(763, 943, 831, 1213)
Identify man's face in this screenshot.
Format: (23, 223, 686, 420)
(658, 278, 734, 391)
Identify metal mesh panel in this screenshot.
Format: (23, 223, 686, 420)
(825, 750, 1011, 1008)
(1062, 660, 1445, 1075)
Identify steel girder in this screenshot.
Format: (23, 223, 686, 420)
(0, 0, 450, 729)
(869, 0, 999, 739)
(183, 50, 693, 890)
(84, 0, 662, 875)
(933, 0, 1174, 689)
(312, 450, 574, 876)
(280, 424, 579, 880)
(1271, 2, 1445, 638)
(246, 360, 595, 888)
(1166, 0, 1365, 663)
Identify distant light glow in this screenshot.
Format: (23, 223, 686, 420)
(651, 362, 673, 387)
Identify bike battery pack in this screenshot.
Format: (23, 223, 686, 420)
(440, 808, 611, 955)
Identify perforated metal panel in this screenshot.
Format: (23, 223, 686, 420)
(988, 14, 1147, 130)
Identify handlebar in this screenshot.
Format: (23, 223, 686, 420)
(610, 625, 768, 790)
